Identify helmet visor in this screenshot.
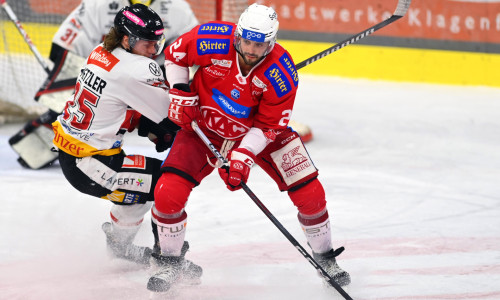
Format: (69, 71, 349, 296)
(152, 33, 165, 56)
(129, 33, 165, 56)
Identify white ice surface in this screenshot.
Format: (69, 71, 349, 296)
(1, 75, 500, 300)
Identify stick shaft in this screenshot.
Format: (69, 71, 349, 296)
(1, 0, 51, 74)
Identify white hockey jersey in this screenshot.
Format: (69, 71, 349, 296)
(52, 44, 170, 157)
(52, 0, 199, 58)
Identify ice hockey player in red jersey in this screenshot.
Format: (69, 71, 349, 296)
(147, 3, 350, 292)
(51, 4, 202, 279)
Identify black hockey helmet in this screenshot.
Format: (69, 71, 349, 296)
(114, 4, 165, 55)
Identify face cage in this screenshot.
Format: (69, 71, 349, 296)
(128, 33, 165, 56)
(234, 35, 275, 58)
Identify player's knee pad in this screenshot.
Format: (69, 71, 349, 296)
(154, 172, 195, 215)
(288, 178, 327, 216)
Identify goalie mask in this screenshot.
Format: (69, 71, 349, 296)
(114, 4, 165, 56)
(234, 3, 279, 58)
(128, 0, 155, 7)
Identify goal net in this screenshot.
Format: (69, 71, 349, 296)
(0, 0, 249, 123)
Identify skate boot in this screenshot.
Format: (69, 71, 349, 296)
(102, 222, 152, 265)
(148, 241, 203, 292)
(313, 247, 351, 286)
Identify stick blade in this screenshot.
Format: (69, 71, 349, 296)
(394, 0, 412, 16)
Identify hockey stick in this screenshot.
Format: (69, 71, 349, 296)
(296, 0, 411, 70)
(1, 0, 51, 74)
(191, 121, 353, 300)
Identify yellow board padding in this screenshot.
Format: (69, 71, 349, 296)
(2, 20, 498, 87)
(279, 39, 500, 88)
(0, 21, 58, 56)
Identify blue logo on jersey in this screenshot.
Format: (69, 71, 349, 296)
(212, 88, 250, 119)
(112, 140, 122, 148)
(124, 193, 141, 204)
(279, 53, 298, 87)
(198, 23, 233, 35)
(242, 29, 265, 42)
(265, 64, 291, 98)
(197, 38, 230, 55)
(231, 89, 240, 100)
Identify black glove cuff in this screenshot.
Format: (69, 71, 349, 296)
(172, 83, 191, 92)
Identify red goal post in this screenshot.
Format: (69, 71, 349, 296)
(187, 0, 249, 23)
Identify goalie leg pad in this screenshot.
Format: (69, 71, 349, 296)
(9, 125, 58, 169)
(9, 109, 60, 169)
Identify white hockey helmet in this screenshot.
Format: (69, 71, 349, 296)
(235, 3, 279, 56)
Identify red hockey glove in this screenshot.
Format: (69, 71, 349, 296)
(218, 148, 256, 191)
(168, 83, 201, 131)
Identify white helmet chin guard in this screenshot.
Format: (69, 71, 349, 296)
(235, 3, 279, 57)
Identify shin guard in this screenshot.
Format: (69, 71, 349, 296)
(298, 209, 333, 254)
(151, 207, 187, 257)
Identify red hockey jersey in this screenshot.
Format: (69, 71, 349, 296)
(164, 21, 299, 140)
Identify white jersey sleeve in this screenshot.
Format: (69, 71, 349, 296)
(52, 0, 124, 57)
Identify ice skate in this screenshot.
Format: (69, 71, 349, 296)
(313, 247, 351, 286)
(102, 222, 152, 265)
(148, 241, 203, 292)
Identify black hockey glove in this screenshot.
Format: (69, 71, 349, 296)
(137, 116, 180, 152)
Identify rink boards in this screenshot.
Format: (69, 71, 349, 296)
(1, 21, 499, 88)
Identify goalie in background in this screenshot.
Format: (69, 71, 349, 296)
(147, 3, 345, 293)
(8, 0, 199, 169)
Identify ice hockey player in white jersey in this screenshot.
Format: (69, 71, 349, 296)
(51, 4, 202, 279)
(8, 0, 198, 169)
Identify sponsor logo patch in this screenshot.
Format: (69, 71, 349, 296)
(242, 29, 265, 42)
(87, 46, 119, 72)
(102, 191, 141, 204)
(270, 137, 316, 186)
(211, 88, 250, 119)
(279, 53, 298, 87)
(122, 155, 146, 169)
(198, 23, 232, 35)
(149, 62, 162, 76)
(197, 38, 230, 55)
(211, 58, 232, 68)
(124, 193, 141, 204)
(123, 11, 145, 26)
(201, 106, 250, 139)
(264, 64, 291, 97)
(252, 76, 267, 89)
(230, 89, 240, 100)
(203, 65, 229, 78)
